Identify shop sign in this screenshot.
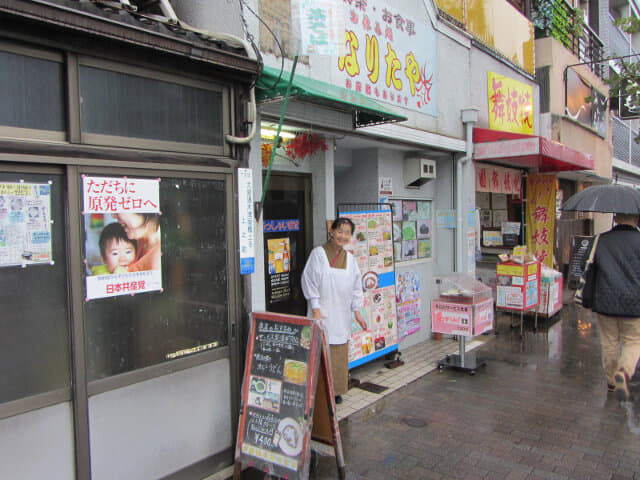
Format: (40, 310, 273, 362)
(475, 164, 522, 195)
(487, 71, 534, 134)
(474, 138, 539, 161)
(0, 182, 53, 267)
(238, 168, 256, 275)
(525, 174, 555, 268)
(264, 219, 301, 232)
(298, 0, 345, 55)
(335, 0, 437, 115)
(395, 271, 420, 340)
(83, 176, 162, 300)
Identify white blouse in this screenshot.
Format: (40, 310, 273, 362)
(301, 246, 364, 344)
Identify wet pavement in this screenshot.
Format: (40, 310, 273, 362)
(232, 303, 640, 480)
(308, 305, 640, 480)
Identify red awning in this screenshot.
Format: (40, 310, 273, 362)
(473, 128, 594, 172)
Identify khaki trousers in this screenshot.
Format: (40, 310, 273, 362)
(597, 314, 640, 384)
(329, 343, 349, 396)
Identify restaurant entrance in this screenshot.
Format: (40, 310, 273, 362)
(262, 173, 312, 316)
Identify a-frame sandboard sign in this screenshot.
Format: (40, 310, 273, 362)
(234, 312, 345, 480)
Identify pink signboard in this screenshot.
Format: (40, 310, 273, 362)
(431, 301, 472, 336)
(473, 298, 494, 335)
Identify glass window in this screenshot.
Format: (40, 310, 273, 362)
(0, 172, 71, 404)
(79, 65, 224, 147)
(83, 175, 229, 381)
(389, 199, 433, 262)
(0, 50, 65, 132)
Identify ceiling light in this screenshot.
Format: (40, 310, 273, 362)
(261, 128, 297, 140)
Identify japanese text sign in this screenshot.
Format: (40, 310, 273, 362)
(297, 0, 345, 55)
(488, 71, 534, 135)
(83, 176, 160, 214)
(525, 174, 556, 268)
(335, 0, 437, 115)
(475, 164, 522, 195)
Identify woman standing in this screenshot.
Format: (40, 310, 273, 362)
(301, 218, 368, 403)
(113, 212, 161, 272)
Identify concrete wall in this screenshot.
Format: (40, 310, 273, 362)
(0, 403, 75, 480)
(89, 360, 232, 480)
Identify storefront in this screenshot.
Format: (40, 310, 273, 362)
(0, 3, 256, 479)
(473, 128, 594, 307)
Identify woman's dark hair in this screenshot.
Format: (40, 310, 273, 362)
(99, 222, 137, 257)
(140, 213, 160, 231)
(331, 217, 355, 234)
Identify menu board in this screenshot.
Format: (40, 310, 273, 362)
(235, 312, 322, 480)
(568, 235, 594, 289)
(342, 208, 399, 368)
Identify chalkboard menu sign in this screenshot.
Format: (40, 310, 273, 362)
(235, 312, 322, 480)
(568, 235, 594, 289)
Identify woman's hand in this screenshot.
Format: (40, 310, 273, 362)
(312, 308, 323, 325)
(354, 311, 368, 331)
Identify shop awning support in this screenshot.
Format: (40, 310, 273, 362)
(255, 55, 299, 221)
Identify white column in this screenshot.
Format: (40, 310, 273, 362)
(311, 147, 335, 247)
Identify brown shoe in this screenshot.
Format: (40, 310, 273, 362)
(614, 369, 630, 401)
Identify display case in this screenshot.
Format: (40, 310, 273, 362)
(431, 273, 494, 337)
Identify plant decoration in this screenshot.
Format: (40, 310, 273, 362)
(261, 143, 273, 167)
(285, 133, 328, 161)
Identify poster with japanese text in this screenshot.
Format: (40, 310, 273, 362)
(336, 0, 437, 115)
(83, 176, 162, 300)
(0, 182, 52, 267)
(342, 208, 398, 368)
(396, 271, 420, 340)
(488, 71, 534, 134)
(525, 174, 556, 268)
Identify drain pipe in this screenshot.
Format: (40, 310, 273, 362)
(455, 107, 478, 370)
(457, 107, 479, 273)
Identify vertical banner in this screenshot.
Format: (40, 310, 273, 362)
(83, 176, 162, 300)
(395, 271, 420, 340)
(342, 208, 398, 368)
(525, 174, 556, 268)
(238, 168, 255, 275)
(0, 182, 52, 267)
(487, 71, 534, 134)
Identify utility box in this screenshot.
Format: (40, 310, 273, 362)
(404, 157, 436, 187)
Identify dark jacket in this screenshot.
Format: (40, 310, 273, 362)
(591, 224, 640, 316)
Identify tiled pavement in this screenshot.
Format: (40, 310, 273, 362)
(222, 303, 640, 480)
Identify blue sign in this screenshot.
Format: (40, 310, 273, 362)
(264, 219, 300, 233)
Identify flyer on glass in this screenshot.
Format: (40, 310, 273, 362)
(0, 182, 52, 267)
(83, 176, 162, 300)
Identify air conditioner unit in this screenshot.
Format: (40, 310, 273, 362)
(404, 157, 436, 187)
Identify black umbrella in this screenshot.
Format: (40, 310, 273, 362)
(561, 184, 640, 214)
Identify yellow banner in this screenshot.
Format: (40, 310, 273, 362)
(496, 264, 524, 276)
(488, 71, 534, 134)
(526, 174, 556, 268)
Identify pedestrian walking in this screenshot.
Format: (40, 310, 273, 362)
(577, 213, 640, 401)
(301, 217, 368, 404)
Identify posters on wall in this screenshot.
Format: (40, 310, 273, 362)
(0, 182, 53, 267)
(343, 208, 398, 368)
(267, 237, 292, 304)
(83, 176, 162, 300)
(395, 271, 420, 340)
(389, 199, 432, 263)
(335, 0, 438, 116)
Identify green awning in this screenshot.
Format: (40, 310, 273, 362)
(256, 65, 407, 128)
